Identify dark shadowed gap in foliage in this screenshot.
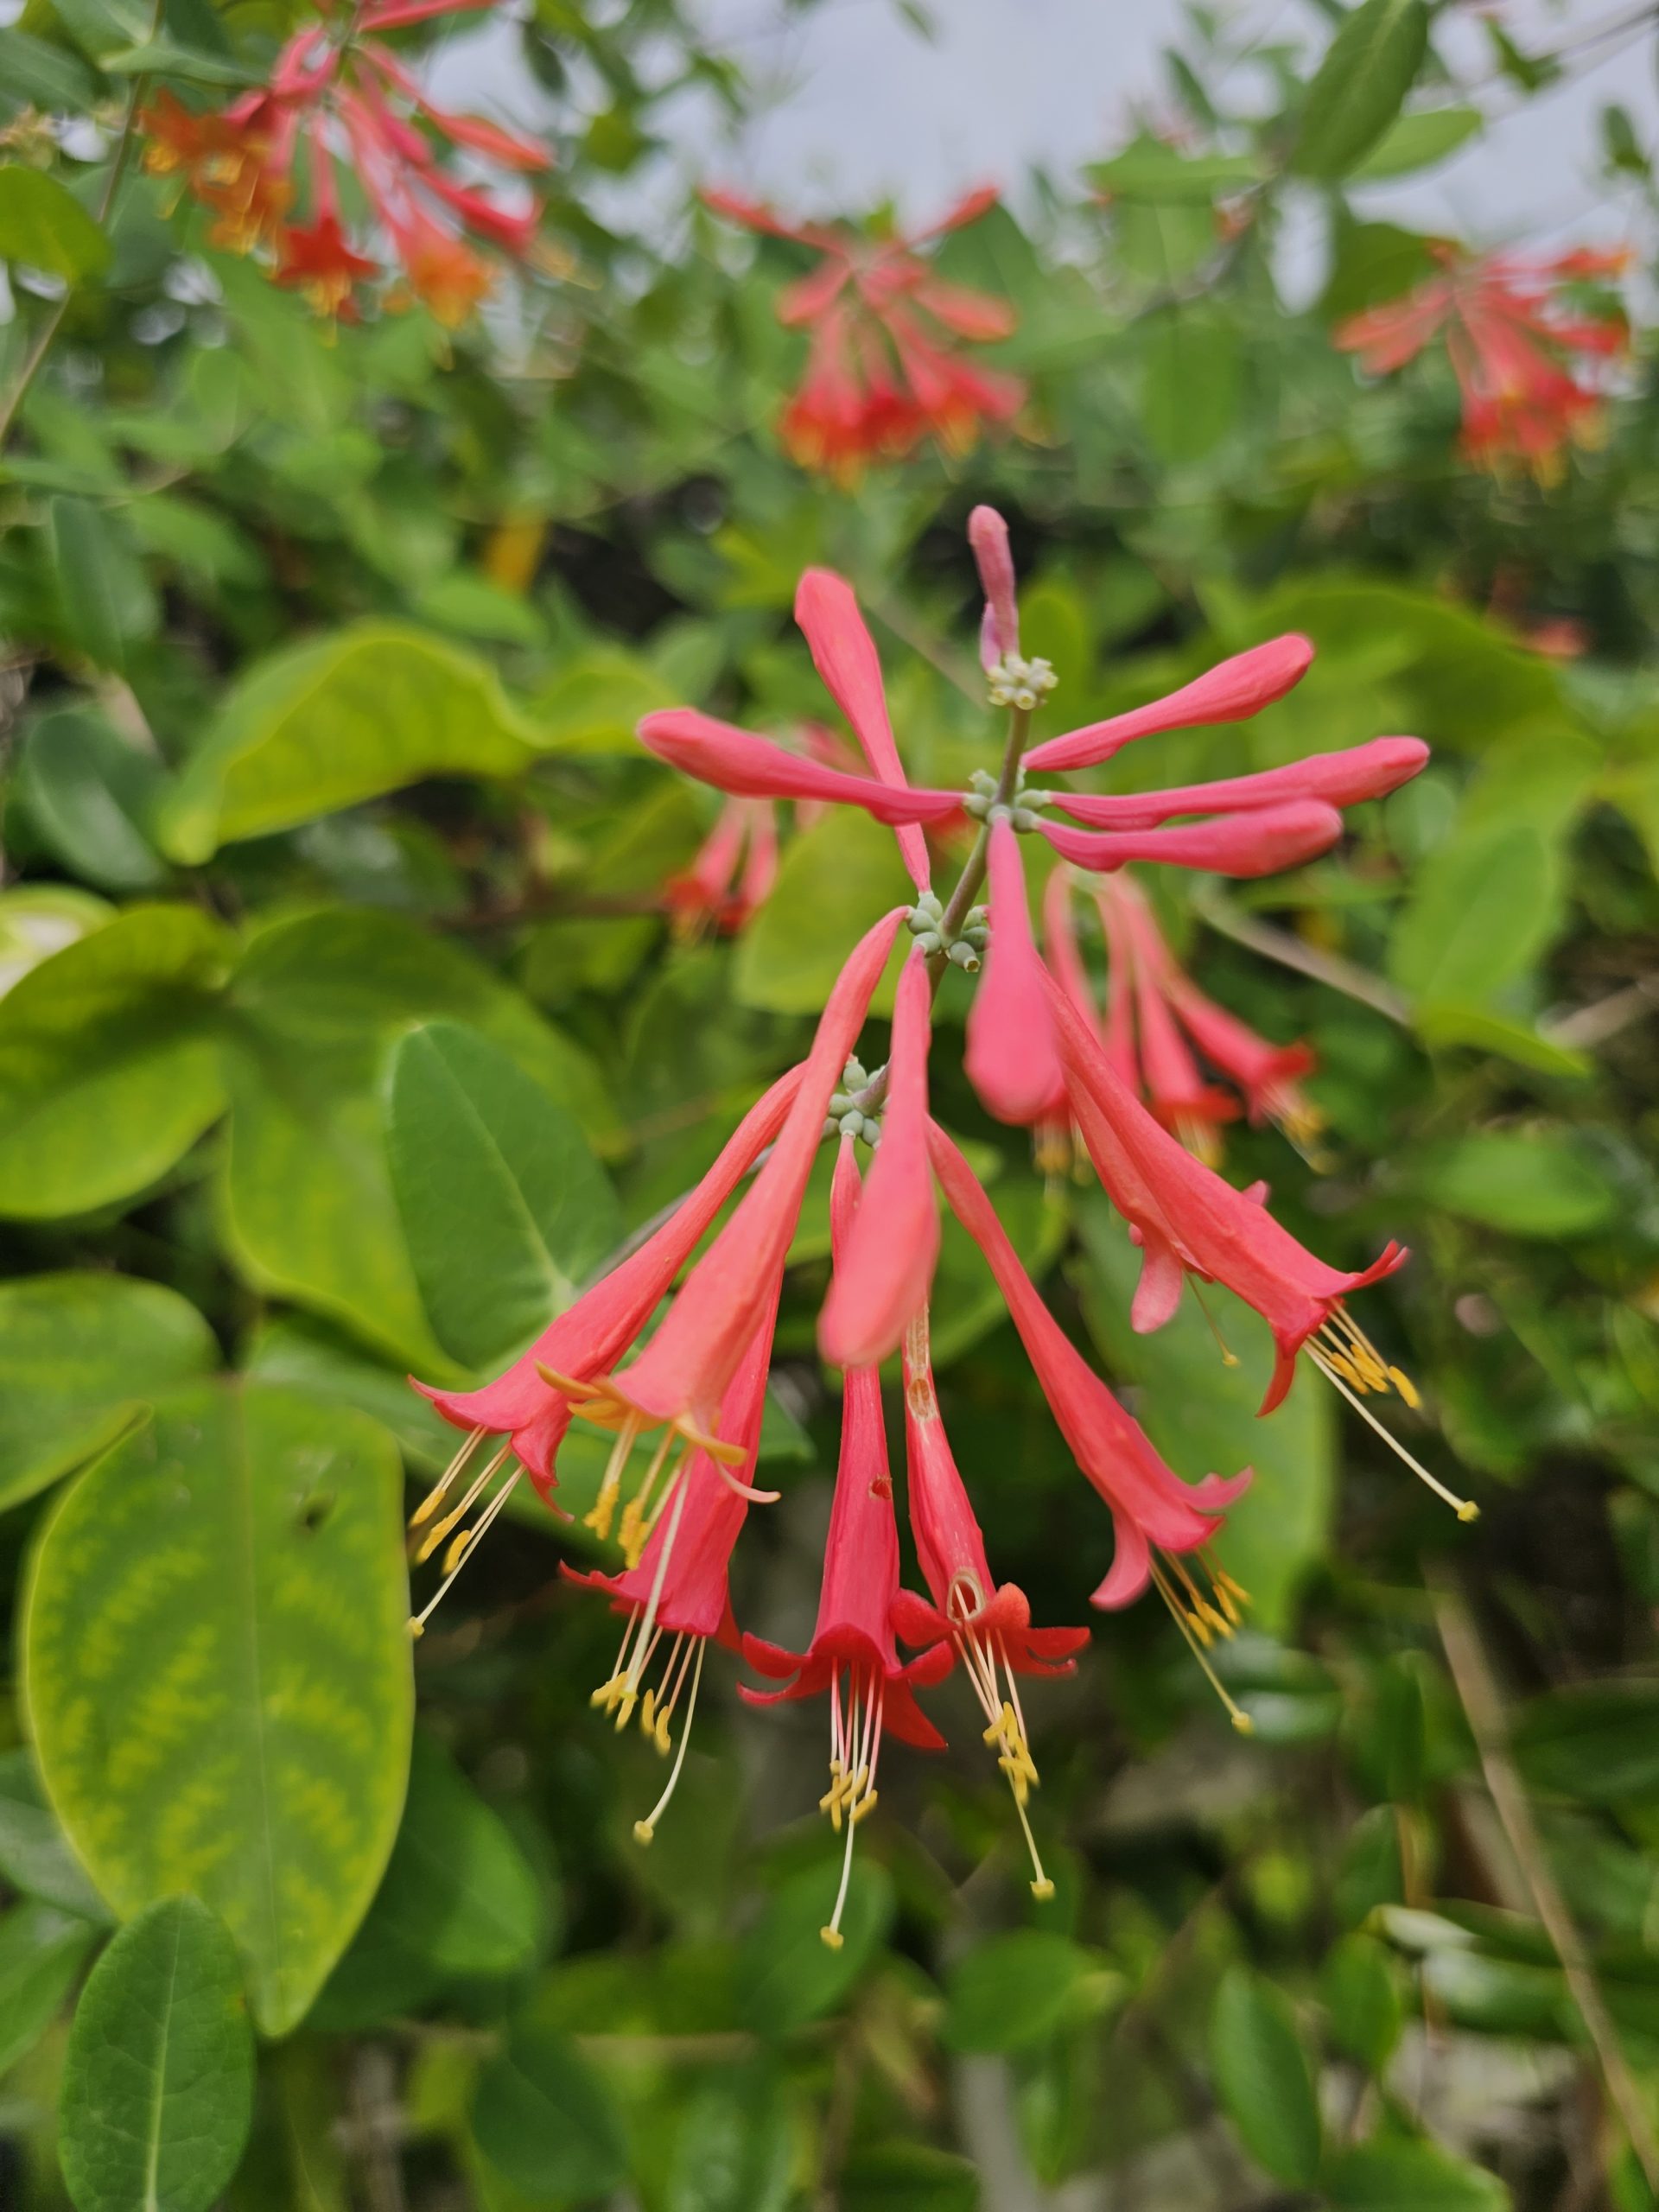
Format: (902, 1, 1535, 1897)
(545, 517, 690, 637)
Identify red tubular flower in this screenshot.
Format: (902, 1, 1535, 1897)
(1024, 635, 1315, 775)
(1037, 799, 1344, 878)
(1044, 974, 1472, 1529)
(564, 1281, 783, 1844)
(638, 710, 961, 830)
(703, 183, 1025, 477)
(1334, 242, 1630, 479)
(742, 1139, 952, 1946)
(1047, 735, 1430, 831)
(143, 1, 552, 323)
(663, 797, 779, 940)
(969, 504, 1020, 671)
(891, 1302, 1086, 1896)
(927, 1121, 1255, 1724)
(547, 910, 908, 1551)
(964, 818, 1066, 1128)
(1123, 912, 1236, 1165)
(819, 950, 939, 1367)
(795, 569, 932, 891)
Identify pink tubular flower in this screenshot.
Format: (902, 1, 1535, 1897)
(818, 950, 940, 1368)
(741, 1140, 953, 1945)
(890, 1302, 1086, 1895)
(927, 1121, 1255, 1723)
(663, 797, 779, 940)
(796, 569, 933, 891)
(405, 1066, 809, 1630)
(964, 817, 1066, 1128)
(638, 709, 961, 831)
(703, 184, 1026, 477)
(1334, 242, 1630, 479)
(546, 909, 908, 1549)
(969, 504, 1020, 670)
(1036, 799, 1344, 879)
(143, 0, 551, 323)
(1046, 735, 1430, 832)
(564, 1281, 783, 1845)
(1024, 636, 1315, 775)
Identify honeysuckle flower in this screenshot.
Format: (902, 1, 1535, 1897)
(927, 1120, 1254, 1723)
(818, 950, 940, 1368)
(545, 910, 908, 1552)
(964, 817, 1067, 1128)
(741, 1139, 952, 1947)
(969, 503, 1021, 671)
(1334, 242, 1630, 479)
(1024, 635, 1315, 776)
(1045, 971, 1475, 1520)
(891, 1303, 1087, 1896)
(638, 710, 962, 830)
(663, 797, 779, 941)
(702, 184, 1026, 477)
(564, 1281, 783, 1845)
(1045, 734, 1430, 832)
(1104, 874, 1323, 1153)
(406, 1064, 807, 1629)
(796, 569, 935, 891)
(1037, 798, 1345, 879)
(143, 0, 551, 323)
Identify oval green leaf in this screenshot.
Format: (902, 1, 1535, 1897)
(738, 1859, 893, 2038)
(1416, 1133, 1617, 1239)
(0, 1901, 99, 2075)
(942, 1929, 1096, 2053)
(1291, 0, 1431, 181)
(0, 165, 110, 281)
(23, 1380, 413, 2035)
(16, 706, 170, 893)
(1352, 105, 1483, 179)
(59, 1896, 253, 2212)
(470, 2022, 628, 2200)
(1210, 1966, 1323, 2187)
(0, 903, 232, 1220)
(1325, 2139, 1510, 2211)
(0, 1273, 218, 1515)
(386, 1020, 620, 1370)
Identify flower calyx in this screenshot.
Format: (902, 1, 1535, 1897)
(825, 1055, 883, 1147)
(988, 652, 1058, 712)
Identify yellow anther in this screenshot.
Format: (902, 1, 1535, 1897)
(612, 1691, 637, 1732)
(632, 1820, 655, 1847)
(851, 1789, 879, 1825)
(639, 1688, 656, 1735)
(1458, 1499, 1480, 1523)
(820, 1927, 845, 1950)
(441, 1529, 474, 1578)
(407, 1618, 423, 1639)
(1031, 1877, 1055, 1902)
(584, 1494, 616, 1542)
(654, 1712, 672, 1755)
(1389, 1366, 1422, 1409)
(1231, 1711, 1255, 1735)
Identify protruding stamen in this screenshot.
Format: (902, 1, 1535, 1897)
(1149, 1559, 1255, 1733)
(1308, 1346, 1476, 1519)
(632, 1638, 706, 1847)
(413, 1442, 512, 1564)
(407, 1464, 521, 1635)
(821, 1666, 882, 1947)
(409, 1427, 486, 1529)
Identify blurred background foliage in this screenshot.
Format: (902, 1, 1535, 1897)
(3, 0, 1659, 2206)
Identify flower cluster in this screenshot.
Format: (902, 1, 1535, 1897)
(702, 186, 1026, 477)
(1335, 242, 1629, 480)
(141, 0, 550, 324)
(410, 509, 1467, 1938)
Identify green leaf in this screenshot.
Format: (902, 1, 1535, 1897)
(48, 497, 156, 671)
(529, 647, 681, 755)
(386, 1021, 620, 1370)
(311, 1731, 551, 2030)
(0, 1750, 111, 1921)
(158, 626, 543, 862)
(942, 1929, 1101, 2053)
(49, 0, 150, 62)
(23, 1381, 413, 2035)
(100, 36, 263, 80)
(841, 2144, 980, 2212)
(738, 1859, 893, 2037)
(666, 2068, 792, 2212)
(221, 909, 612, 1370)
(1209, 1967, 1322, 2187)
(1141, 309, 1241, 464)
(1413, 1006, 1590, 1081)
(0, 887, 111, 999)
(1086, 140, 1268, 201)
(734, 806, 911, 1016)
(0, 31, 98, 118)
(59, 1897, 254, 2212)
(1292, 0, 1431, 180)
(1325, 2140, 1510, 2210)
(1416, 1133, 1618, 1238)
(470, 2023, 628, 2200)
(16, 706, 169, 893)
(0, 1272, 218, 1515)
(1389, 826, 1559, 1014)
(1321, 1933, 1402, 2072)
(1512, 1682, 1659, 1807)
(0, 165, 109, 280)
(1077, 1200, 1332, 1631)
(1351, 105, 1483, 179)
(242, 1313, 459, 1472)
(0, 902, 232, 1220)
(0, 1902, 98, 2075)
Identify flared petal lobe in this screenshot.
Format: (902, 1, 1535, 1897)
(1024, 635, 1315, 774)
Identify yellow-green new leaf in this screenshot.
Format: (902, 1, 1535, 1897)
(0, 164, 109, 281)
(24, 1380, 413, 2035)
(159, 626, 543, 861)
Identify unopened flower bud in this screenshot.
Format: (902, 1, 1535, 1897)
(969, 505, 1020, 671)
(948, 939, 981, 971)
(915, 929, 943, 954)
(963, 791, 990, 818)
